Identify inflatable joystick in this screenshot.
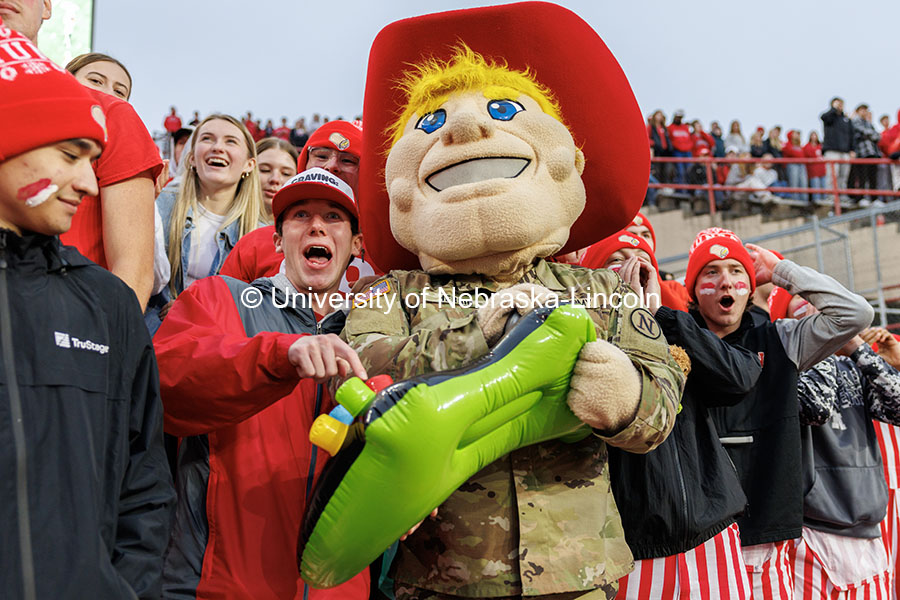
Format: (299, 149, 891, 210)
(309, 375, 395, 456)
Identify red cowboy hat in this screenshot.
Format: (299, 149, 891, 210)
(359, 1, 649, 272)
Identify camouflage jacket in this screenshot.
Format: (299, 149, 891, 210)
(337, 259, 684, 597)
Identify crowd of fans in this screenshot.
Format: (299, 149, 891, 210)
(647, 103, 900, 208)
(5, 4, 900, 600)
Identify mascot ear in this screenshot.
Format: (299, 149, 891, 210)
(575, 148, 585, 176)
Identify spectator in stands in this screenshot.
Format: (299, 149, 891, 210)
(273, 117, 291, 141)
(263, 119, 275, 138)
(717, 146, 736, 185)
(880, 114, 891, 132)
(668, 109, 693, 184)
(53, 51, 162, 312)
(256, 137, 299, 219)
(243, 111, 257, 138)
(172, 127, 192, 170)
(749, 129, 766, 158)
(764, 126, 785, 180)
(154, 169, 370, 600)
(879, 110, 900, 193)
(690, 119, 714, 156)
(0, 20, 174, 597)
(850, 103, 882, 206)
(156, 114, 264, 303)
(66, 53, 131, 100)
(821, 97, 855, 200)
(586, 232, 759, 599)
(782, 129, 808, 202)
(725, 119, 749, 153)
(164, 106, 182, 135)
(291, 117, 310, 148)
(252, 119, 264, 141)
(309, 113, 322, 132)
(725, 148, 753, 189)
(710, 121, 726, 157)
(189, 110, 200, 127)
(738, 153, 779, 202)
(647, 110, 671, 181)
(685, 229, 872, 599)
(804, 131, 827, 203)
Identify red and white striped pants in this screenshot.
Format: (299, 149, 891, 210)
(880, 488, 900, 600)
(792, 534, 891, 600)
(616, 523, 751, 599)
(742, 540, 795, 600)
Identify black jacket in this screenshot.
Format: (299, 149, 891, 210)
(609, 307, 759, 559)
(0, 230, 174, 599)
(821, 107, 854, 153)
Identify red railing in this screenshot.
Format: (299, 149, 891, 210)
(650, 156, 900, 216)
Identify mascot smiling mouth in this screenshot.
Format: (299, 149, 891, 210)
(426, 156, 531, 192)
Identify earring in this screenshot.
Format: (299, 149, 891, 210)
(241, 171, 249, 179)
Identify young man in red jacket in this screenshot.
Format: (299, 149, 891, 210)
(667, 109, 693, 185)
(154, 168, 371, 599)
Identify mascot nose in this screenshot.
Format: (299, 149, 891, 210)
(440, 110, 495, 145)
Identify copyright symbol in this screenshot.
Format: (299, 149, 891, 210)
(241, 287, 263, 309)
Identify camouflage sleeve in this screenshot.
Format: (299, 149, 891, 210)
(333, 275, 490, 396)
(854, 345, 900, 426)
(797, 357, 839, 426)
(589, 276, 685, 454)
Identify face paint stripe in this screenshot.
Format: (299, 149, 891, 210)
(17, 179, 58, 207)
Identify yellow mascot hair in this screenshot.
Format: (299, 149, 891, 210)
(387, 44, 566, 148)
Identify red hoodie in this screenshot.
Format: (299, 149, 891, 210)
(802, 142, 826, 179)
(667, 123, 693, 152)
(691, 130, 714, 157)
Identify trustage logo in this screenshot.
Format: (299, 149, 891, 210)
(54, 331, 109, 355)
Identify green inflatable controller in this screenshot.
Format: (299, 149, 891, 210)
(298, 304, 597, 588)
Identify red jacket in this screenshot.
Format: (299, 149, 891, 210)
(164, 114, 182, 133)
(667, 123, 693, 152)
(154, 276, 369, 599)
(781, 142, 804, 160)
(803, 143, 826, 179)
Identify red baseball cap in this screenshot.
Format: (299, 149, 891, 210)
(0, 19, 107, 161)
(272, 167, 358, 223)
(359, 1, 650, 272)
(299, 120, 363, 172)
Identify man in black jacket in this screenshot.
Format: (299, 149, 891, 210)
(821, 97, 856, 201)
(0, 20, 174, 600)
(683, 227, 872, 600)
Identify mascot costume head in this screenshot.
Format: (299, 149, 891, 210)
(360, 2, 649, 277)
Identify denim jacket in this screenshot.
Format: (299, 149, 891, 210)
(156, 187, 244, 296)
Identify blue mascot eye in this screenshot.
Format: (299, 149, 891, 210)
(487, 99, 525, 121)
(416, 110, 447, 134)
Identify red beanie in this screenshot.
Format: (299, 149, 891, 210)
(581, 230, 658, 273)
(767, 286, 792, 321)
(0, 20, 107, 161)
(684, 227, 756, 301)
(629, 212, 656, 250)
(298, 120, 362, 172)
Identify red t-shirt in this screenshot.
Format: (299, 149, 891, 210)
(164, 114, 182, 133)
(60, 90, 163, 268)
(273, 127, 291, 141)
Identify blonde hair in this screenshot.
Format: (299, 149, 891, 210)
(256, 136, 299, 165)
(386, 44, 565, 148)
(65, 53, 133, 100)
(167, 114, 264, 294)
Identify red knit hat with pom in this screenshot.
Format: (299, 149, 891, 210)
(629, 212, 656, 250)
(684, 227, 756, 300)
(0, 19, 107, 161)
(581, 230, 658, 273)
(767, 286, 792, 321)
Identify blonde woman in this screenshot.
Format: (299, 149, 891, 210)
(156, 114, 264, 304)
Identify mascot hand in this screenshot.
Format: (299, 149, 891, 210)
(567, 339, 641, 433)
(477, 283, 559, 345)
